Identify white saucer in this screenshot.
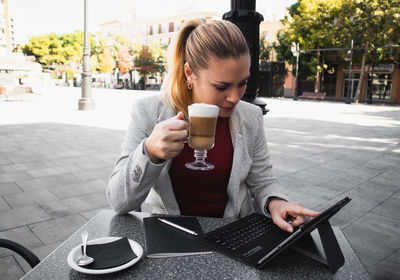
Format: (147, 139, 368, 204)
(67, 237, 143, 274)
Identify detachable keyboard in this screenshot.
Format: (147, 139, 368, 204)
(199, 213, 291, 268)
(204, 214, 275, 252)
(199, 197, 351, 269)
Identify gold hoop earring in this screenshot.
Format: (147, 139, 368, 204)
(187, 82, 193, 90)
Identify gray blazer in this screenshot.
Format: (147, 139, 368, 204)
(107, 93, 288, 218)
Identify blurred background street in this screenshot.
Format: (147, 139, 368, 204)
(0, 87, 399, 279)
(1, 0, 400, 279)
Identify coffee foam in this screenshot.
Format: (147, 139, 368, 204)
(188, 103, 219, 117)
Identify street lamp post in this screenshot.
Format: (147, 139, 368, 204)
(345, 40, 354, 104)
(291, 42, 300, 99)
(79, 0, 95, 110)
(223, 0, 268, 114)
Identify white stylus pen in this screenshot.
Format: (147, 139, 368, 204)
(157, 218, 198, 236)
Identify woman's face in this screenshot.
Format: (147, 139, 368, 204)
(185, 54, 250, 118)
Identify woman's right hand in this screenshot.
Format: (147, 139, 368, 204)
(145, 112, 188, 163)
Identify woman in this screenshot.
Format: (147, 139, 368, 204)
(107, 19, 318, 233)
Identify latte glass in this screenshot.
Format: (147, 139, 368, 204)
(185, 103, 219, 171)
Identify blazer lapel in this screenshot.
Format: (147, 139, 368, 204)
(224, 107, 244, 217)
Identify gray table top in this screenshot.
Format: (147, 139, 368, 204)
(22, 209, 370, 280)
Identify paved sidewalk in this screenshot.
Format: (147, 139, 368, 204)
(0, 87, 399, 279)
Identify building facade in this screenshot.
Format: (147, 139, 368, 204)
(259, 14, 284, 62)
(0, 0, 14, 52)
(98, 8, 147, 45)
(98, 10, 221, 47)
(146, 11, 221, 46)
(294, 50, 400, 104)
(334, 62, 400, 103)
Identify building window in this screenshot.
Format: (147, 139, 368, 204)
(169, 22, 174, 33)
(149, 25, 153, 35)
(158, 24, 162, 34)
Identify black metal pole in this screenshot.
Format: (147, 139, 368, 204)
(322, 52, 325, 92)
(345, 40, 353, 104)
(368, 60, 374, 104)
(223, 0, 268, 114)
(293, 43, 300, 100)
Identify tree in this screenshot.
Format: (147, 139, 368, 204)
(90, 32, 107, 58)
(22, 33, 66, 65)
(149, 41, 167, 77)
(22, 31, 84, 68)
(134, 45, 157, 84)
(98, 49, 115, 73)
(116, 46, 133, 74)
(337, 0, 400, 102)
(110, 35, 134, 60)
(90, 55, 99, 73)
(276, 0, 400, 100)
(279, 0, 342, 93)
(59, 31, 83, 64)
(260, 35, 270, 61)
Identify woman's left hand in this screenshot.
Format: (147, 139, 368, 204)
(268, 199, 320, 233)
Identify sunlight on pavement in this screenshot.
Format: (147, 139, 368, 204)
(0, 87, 154, 130)
(1, 86, 400, 131)
(265, 98, 400, 128)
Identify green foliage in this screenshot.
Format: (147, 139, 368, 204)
(90, 33, 107, 57)
(134, 45, 155, 78)
(283, 0, 342, 50)
(22, 31, 85, 67)
(274, 33, 314, 79)
(23, 33, 65, 65)
(117, 46, 133, 74)
(133, 43, 167, 82)
(90, 55, 99, 73)
(98, 49, 115, 73)
(89, 33, 133, 73)
(111, 35, 134, 59)
(259, 36, 270, 61)
(276, 0, 400, 82)
(339, 0, 400, 46)
(149, 41, 167, 75)
(22, 31, 134, 75)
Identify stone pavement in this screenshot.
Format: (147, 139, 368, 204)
(0, 87, 399, 279)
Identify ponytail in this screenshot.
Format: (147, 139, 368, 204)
(161, 19, 204, 117)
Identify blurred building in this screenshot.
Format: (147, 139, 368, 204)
(258, 12, 291, 97)
(0, 0, 44, 93)
(98, 8, 146, 44)
(259, 14, 284, 62)
(324, 55, 400, 103)
(98, 9, 221, 47)
(146, 11, 221, 46)
(0, 0, 14, 52)
(98, 7, 222, 88)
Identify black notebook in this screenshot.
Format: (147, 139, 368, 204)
(143, 216, 212, 258)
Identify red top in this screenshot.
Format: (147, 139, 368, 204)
(169, 117, 233, 217)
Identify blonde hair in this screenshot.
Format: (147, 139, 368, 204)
(161, 19, 249, 117)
